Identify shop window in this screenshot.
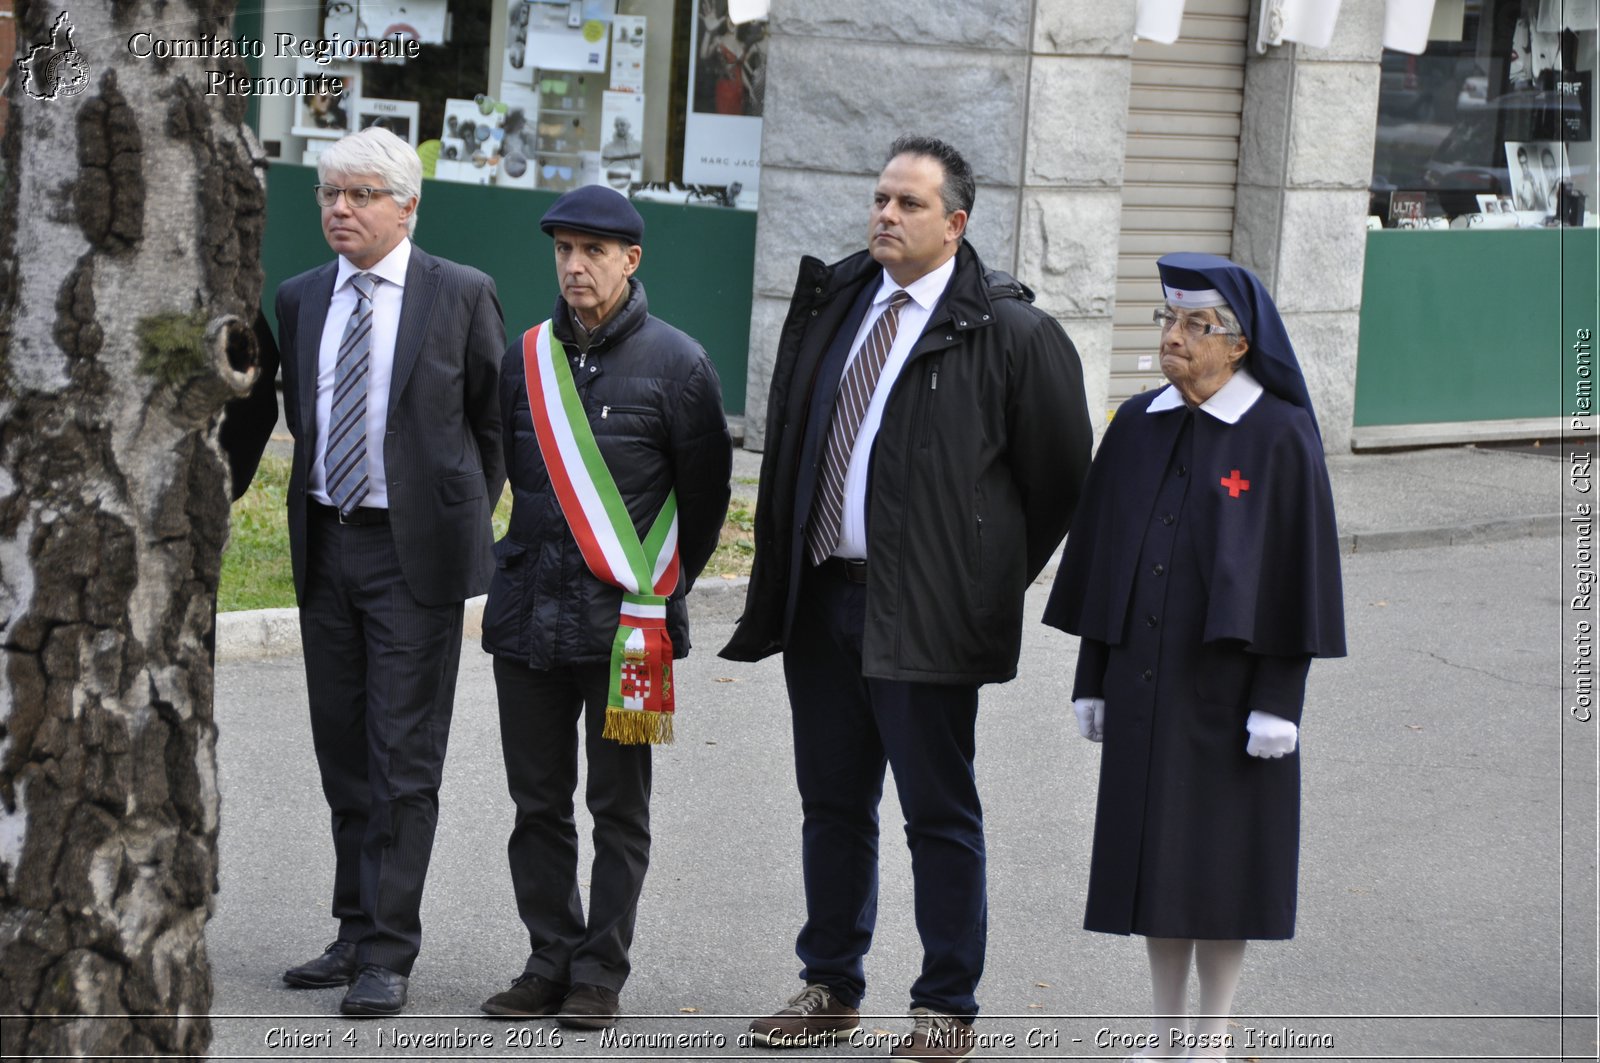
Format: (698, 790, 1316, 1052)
(252, 0, 765, 208)
(1369, 0, 1595, 229)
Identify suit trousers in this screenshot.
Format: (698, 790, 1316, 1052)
(299, 509, 464, 976)
(783, 561, 987, 1019)
(492, 656, 653, 992)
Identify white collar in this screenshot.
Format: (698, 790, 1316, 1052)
(1146, 366, 1264, 424)
(873, 254, 957, 312)
(336, 237, 412, 292)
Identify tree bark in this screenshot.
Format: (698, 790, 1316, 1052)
(0, 0, 265, 1055)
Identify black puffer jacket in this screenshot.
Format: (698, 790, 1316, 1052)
(482, 279, 732, 668)
(721, 242, 1092, 685)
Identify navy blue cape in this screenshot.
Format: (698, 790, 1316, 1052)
(1043, 388, 1346, 659)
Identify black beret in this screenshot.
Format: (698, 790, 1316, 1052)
(539, 185, 645, 245)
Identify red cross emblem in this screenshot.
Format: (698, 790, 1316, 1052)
(1220, 469, 1250, 498)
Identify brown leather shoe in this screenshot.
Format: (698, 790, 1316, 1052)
(481, 972, 571, 1017)
(748, 983, 861, 1047)
(557, 983, 621, 1029)
(282, 941, 358, 989)
(889, 1008, 976, 1062)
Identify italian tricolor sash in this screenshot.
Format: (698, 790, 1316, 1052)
(523, 321, 681, 745)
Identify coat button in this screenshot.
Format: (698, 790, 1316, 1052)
(1162, 513, 1175, 526)
(1178, 465, 1188, 477)
(814, 286, 823, 294)
(1142, 669, 1154, 681)
(1152, 563, 1164, 576)
(1147, 614, 1159, 627)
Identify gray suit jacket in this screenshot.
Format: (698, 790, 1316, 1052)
(271, 245, 506, 607)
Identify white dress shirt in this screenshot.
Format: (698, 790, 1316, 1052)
(832, 255, 957, 559)
(310, 239, 411, 509)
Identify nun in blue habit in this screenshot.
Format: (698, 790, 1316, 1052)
(1042, 254, 1346, 1060)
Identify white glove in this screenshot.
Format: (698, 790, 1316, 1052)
(1073, 697, 1105, 743)
(1245, 710, 1298, 758)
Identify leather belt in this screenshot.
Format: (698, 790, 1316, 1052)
(311, 501, 389, 526)
(819, 557, 868, 584)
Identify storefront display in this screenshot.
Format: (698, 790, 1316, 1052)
(1369, 0, 1596, 229)
(256, 0, 764, 207)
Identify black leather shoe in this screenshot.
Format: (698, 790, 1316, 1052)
(482, 972, 571, 1017)
(340, 964, 408, 1017)
(557, 983, 621, 1029)
(282, 941, 358, 989)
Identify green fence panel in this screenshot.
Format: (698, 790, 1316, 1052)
(1354, 228, 1597, 427)
(262, 163, 754, 412)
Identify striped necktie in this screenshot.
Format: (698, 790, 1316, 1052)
(806, 288, 912, 567)
(325, 272, 376, 516)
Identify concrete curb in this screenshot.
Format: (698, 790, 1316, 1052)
(216, 580, 756, 663)
(214, 514, 1561, 662)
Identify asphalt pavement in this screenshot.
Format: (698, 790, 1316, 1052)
(204, 441, 1597, 1062)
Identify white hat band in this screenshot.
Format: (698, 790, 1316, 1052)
(1162, 284, 1227, 309)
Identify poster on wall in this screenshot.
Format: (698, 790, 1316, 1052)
(502, 1, 534, 86)
(526, 0, 608, 74)
(599, 90, 645, 190)
(322, 0, 447, 45)
(681, 0, 765, 191)
(610, 15, 647, 93)
(291, 61, 359, 138)
(357, 97, 421, 146)
(1505, 140, 1569, 212)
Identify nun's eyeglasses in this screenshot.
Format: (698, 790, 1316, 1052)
(1153, 309, 1235, 339)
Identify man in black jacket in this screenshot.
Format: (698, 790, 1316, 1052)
(722, 136, 1093, 1059)
(479, 185, 731, 1028)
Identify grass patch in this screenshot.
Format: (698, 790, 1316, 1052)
(219, 455, 754, 611)
(707, 497, 756, 579)
(219, 454, 295, 612)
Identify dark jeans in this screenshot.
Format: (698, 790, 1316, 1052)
(492, 656, 653, 992)
(783, 562, 987, 1019)
(299, 511, 464, 976)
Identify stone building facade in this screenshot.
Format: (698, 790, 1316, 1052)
(741, 0, 1388, 454)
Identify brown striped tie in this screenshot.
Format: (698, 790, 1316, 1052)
(806, 289, 913, 567)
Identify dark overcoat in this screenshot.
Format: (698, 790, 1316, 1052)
(1043, 385, 1345, 939)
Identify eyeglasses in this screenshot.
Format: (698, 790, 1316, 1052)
(314, 184, 399, 209)
(541, 164, 574, 180)
(539, 78, 569, 94)
(1152, 308, 1236, 339)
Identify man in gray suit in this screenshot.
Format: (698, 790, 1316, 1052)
(239, 126, 505, 1016)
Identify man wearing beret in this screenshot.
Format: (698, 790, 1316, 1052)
(479, 185, 732, 1027)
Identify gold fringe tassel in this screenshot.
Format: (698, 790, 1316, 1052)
(602, 707, 675, 745)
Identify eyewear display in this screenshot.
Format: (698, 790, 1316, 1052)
(1152, 309, 1236, 339)
(314, 184, 399, 208)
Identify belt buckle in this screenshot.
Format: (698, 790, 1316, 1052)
(337, 506, 357, 526)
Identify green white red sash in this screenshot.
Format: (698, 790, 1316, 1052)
(522, 321, 681, 745)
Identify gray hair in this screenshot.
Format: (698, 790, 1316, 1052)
(1213, 302, 1244, 340)
(318, 126, 422, 235)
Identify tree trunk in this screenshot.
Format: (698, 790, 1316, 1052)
(0, 0, 265, 1055)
